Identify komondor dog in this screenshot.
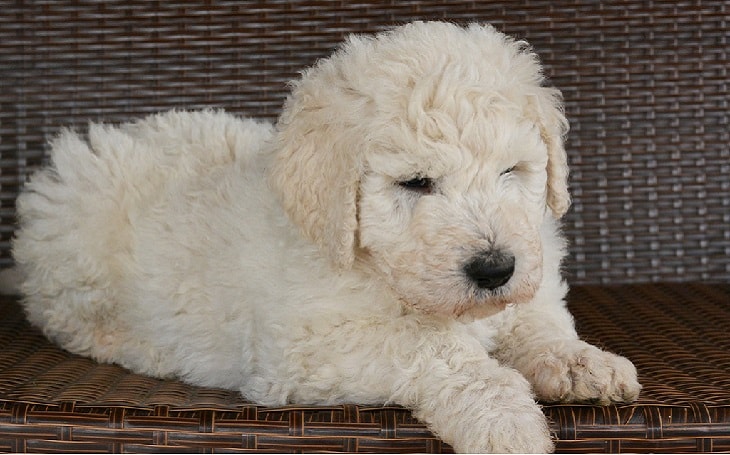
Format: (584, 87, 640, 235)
(11, 21, 640, 452)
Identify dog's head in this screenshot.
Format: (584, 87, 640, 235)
(270, 21, 569, 318)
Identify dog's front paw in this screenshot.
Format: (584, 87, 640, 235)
(524, 340, 641, 404)
(472, 400, 554, 453)
(412, 363, 554, 453)
(442, 369, 554, 453)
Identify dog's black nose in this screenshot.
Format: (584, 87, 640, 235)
(463, 251, 515, 290)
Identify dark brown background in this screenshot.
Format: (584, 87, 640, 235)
(1, 1, 728, 285)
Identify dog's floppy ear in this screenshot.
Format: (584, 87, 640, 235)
(528, 87, 571, 218)
(269, 70, 363, 269)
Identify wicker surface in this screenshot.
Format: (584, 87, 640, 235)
(1, 283, 729, 453)
(1, 0, 729, 284)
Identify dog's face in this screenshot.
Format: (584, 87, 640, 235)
(271, 22, 569, 319)
(358, 113, 550, 318)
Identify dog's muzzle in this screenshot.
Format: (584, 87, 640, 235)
(463, 250, 515, 290)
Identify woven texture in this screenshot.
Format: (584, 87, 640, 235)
(1, 284, 729, 453)
(0, 1, 728, 284)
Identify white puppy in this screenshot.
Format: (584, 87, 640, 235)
(12, 22, 640, 453)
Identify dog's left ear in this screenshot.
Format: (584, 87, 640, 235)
(269, 70, 363, 269)
(528, 87, 571, 218)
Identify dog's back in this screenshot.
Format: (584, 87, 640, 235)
(12, 110, 274, 375)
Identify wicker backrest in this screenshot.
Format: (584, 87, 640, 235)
(1, 1, 728, 284)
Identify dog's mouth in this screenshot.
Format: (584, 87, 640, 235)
(457, 284, 537, 321)
(397, 276, 538, 322)
(446, 249, 532, 320)
(456, 245, 544, 320)
(457, 266, 542, 321)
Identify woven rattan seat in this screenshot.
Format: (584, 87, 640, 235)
(1, 1, 728, 452)
(1, 285, 729, 452)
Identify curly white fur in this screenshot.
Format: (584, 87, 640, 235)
(12, 22, 640, 453)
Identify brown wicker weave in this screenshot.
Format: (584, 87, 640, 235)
(1, 0, 728, 284)
(2, 284, 729, 453)
(1, 1, 729, 453)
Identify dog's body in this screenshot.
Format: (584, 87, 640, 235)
(12, 22, 640, 452)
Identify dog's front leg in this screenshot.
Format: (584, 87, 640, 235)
(265, 312, 552, 452)
(490, 285, 641, 405)
(383, 318, 554, 453)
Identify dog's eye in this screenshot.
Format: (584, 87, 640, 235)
(398, 177, 434, 194)
(500, 166, 516, 176)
